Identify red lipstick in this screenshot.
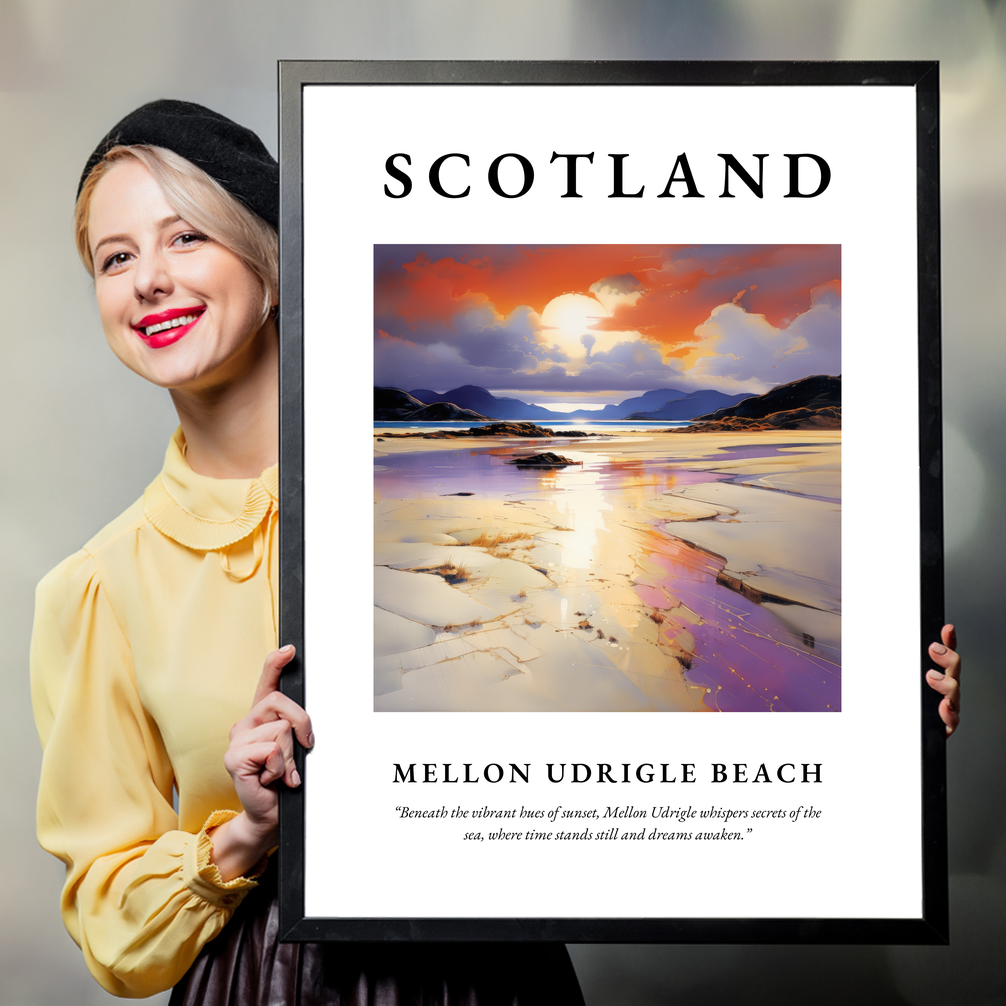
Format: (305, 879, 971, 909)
(132, 306, 205, 349)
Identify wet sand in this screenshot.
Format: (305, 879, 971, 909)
(374, 429, 841, 713)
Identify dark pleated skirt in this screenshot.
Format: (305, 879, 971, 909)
(169, 869, 584, 1006)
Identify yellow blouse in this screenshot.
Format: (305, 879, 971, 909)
(31, 429, 279, 998)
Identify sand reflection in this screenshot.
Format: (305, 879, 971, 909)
(374, 430, 840, 712)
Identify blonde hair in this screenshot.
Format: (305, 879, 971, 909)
(75, 145, 278, 322)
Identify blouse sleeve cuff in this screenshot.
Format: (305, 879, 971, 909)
(182, 810, 269, 909)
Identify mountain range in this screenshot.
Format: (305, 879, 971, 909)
(379, 384, 754, 422)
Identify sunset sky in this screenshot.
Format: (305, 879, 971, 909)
(374, 244, 841, 407)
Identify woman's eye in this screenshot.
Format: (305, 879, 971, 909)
(101, 251, 132, 273)
(173, 231, 208, 248)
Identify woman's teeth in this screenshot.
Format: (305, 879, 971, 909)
(142, 313, 199, 337)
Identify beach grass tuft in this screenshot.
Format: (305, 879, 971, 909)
(435, 561, 474, 584)
(469, 528, 535, 554)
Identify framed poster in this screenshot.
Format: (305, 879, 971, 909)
(277, 61, 946, 943)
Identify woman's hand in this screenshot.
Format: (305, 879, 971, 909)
(926, 624, 961, 738)
(209, 645, 314, 881)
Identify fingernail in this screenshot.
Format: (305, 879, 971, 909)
(292, 768, 301, 787)
(280, 644, 295, 654)
(307, 732, 315, 748)
(931, 643, 947, 655)
(928, 670, 944, 679)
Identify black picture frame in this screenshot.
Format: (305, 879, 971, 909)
(277, 60, 945, 944)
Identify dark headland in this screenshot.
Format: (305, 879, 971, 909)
(673, 375, 841, 432)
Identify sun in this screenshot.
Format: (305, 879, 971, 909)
(541, 292, 608, 337)
(541, 293, 628, 367)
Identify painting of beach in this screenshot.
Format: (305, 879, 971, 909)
(374, 245, 841, 713)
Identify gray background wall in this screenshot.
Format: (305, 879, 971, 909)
(1, 2, 1002, 1003)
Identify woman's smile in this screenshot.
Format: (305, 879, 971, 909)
(133, 306, 207, 348)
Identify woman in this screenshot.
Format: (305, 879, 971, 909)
(31, 100, 586, 1003)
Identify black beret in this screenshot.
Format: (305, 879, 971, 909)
(78, 99, 278, 228)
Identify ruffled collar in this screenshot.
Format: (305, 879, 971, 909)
(143, 428, 278, 551)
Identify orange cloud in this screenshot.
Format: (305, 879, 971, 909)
(375, 245, 840, 350)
